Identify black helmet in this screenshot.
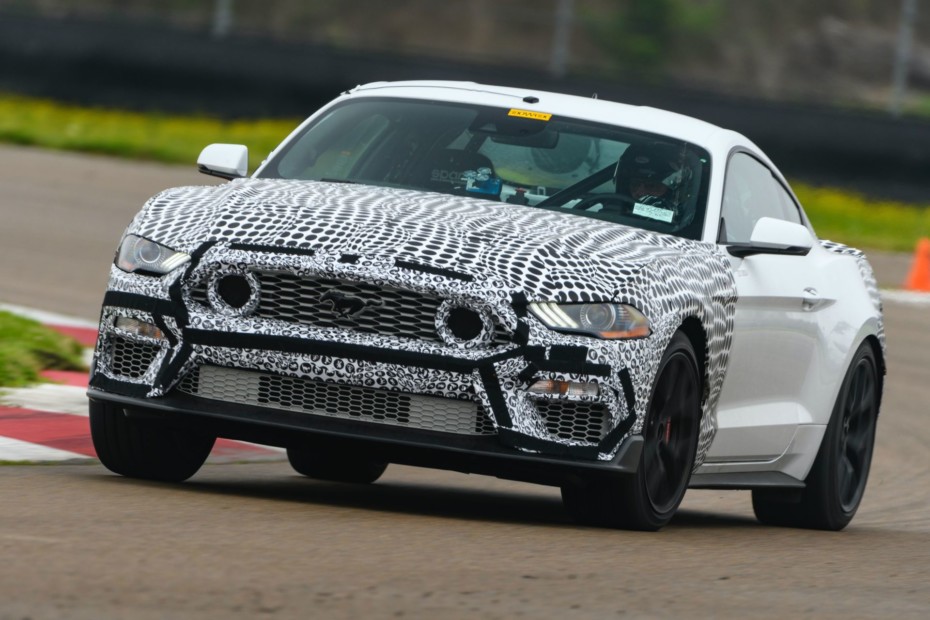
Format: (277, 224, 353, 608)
(615, 142, 688, 193)
(614, 141, 698, 226)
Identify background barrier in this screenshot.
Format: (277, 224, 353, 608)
(2, 13, 929, 201)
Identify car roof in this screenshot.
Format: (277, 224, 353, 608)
(349, 80, 756, 156)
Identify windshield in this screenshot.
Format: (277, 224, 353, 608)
(258, 98, 712, 239)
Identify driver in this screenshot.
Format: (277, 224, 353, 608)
(615, 142, 690, 207)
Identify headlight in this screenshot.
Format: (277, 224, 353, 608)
(529, 302, 650, 339)
(115, 235, 190, 275)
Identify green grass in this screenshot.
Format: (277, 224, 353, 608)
(795, 184, 930, 253)
(0, 311, 86, 387)
(1, 92, 928, 252)
(0, 93, 297, 166)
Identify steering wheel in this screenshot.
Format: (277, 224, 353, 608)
(570, 193, 633, 211)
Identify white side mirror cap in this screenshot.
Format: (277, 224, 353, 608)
(727, 217, 815, 258)
(749, 217, 814, 249)
(197, 144, 248, 179)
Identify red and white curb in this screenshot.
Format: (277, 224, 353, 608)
(0, 303, 283, 465)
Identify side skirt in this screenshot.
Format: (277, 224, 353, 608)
(689, 471, 806, 490)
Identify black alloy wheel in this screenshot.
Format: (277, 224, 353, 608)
(641, 339, 701, 516)
(753, 342, 880, 530)
(836, 352, 879, 512)
(562, 331, 702, 530)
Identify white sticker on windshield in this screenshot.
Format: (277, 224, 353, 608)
(633, 203, 674, 223)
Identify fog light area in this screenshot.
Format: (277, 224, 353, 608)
(115, 316, 165, 340)
(528, 379, 599, 398)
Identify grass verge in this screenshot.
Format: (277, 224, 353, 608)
(0, 311, 86, 387)
(795, 184, 930, 253)
(1, 92, 927, 252)
(0, 93, 297, 167)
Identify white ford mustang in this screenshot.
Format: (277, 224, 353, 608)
(88, 81, 884, 530)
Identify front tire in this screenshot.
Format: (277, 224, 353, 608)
(89, 400, 215, 482)
(562, 331, 702, 530)
(753, 342, 880, 530)
(286, 445, 387, 484)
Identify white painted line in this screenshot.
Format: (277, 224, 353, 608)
(0, 436, 89, 462)
(0, 385, 89, 416)
(0, 302, 98, 328)
(880, 289, 930, 306)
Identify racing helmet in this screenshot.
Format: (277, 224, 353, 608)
(614, 141, 696, 213)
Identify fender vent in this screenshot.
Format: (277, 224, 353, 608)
(109, 336, 160, 379)
(534, 399, 609, 444)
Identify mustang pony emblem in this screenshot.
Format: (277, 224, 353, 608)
(319, 291, 381, 317)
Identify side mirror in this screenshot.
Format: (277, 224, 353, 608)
(197, 144, 248, 180)
(726, 217, 814, 258)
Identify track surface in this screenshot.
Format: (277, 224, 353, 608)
(1, 145, 928, 618)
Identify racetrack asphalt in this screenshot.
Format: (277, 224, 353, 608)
(1, 144, 928, 618)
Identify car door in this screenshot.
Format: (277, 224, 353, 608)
(707, 152, 833, 463)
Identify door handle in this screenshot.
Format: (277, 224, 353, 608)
(802, 287, 822, 311)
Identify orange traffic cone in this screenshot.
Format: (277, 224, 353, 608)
(904, 237, 930, 292)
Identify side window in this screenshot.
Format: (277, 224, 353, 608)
(773, 182, 803, 226)
(719, 153, 801, 243)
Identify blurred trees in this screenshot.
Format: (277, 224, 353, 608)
(582, 0, 725, 78)
(1, 0, 927, 109)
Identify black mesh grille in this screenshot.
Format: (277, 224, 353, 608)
(189, 271, 510, 345)
(475, 405, 497, 435)
(109, 336, 160, 379)
(534, 399, 610, 443)
(256, 272, 443, 340)
(257, 374, 413, 423)
(176, 366, 496, 436)
(177, 367, 199, 394)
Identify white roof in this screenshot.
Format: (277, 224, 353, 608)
(350, 80, 757, 157)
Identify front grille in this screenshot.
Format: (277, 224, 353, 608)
(257, 272, 443, 340)
(534, 399, 610, 444)
(109, 336, 160, 379)
(177, 365, 496, 436)
(189, 270, 510, 345)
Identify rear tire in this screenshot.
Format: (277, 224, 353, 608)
(562, 331, 702, 530)
(89, 400, 215, 482)
(287, 445, 387, 484)
(753, 342, 880, 530)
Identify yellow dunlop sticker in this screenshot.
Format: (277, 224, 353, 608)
(508, 109, 552, 121)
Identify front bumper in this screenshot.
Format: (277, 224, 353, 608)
(91, 244, 653, 464)
(87, 388, 644, 486)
